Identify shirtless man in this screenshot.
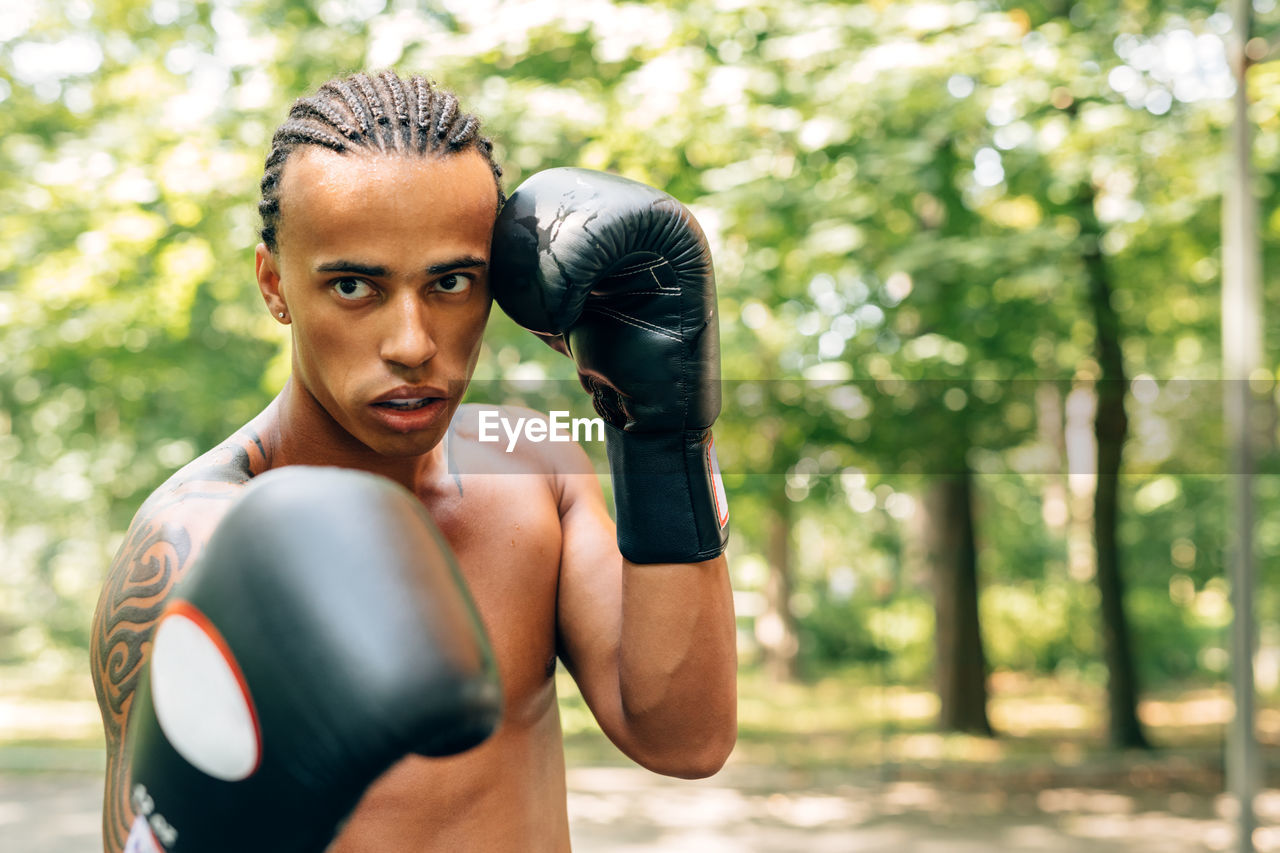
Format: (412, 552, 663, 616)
(90, 70, 736, 851)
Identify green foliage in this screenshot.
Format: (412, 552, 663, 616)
(1, 1, 1274, 717)
(982, 579, 1098, 673)
(797, 596, 889, 668)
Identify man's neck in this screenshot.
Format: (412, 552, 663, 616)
(258, 377, 447, 495)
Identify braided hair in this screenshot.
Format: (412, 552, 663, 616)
(258, 70, 504, 252)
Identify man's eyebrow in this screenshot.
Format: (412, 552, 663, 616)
(315, 260, 389, 276)
(426, 256, 488, 275)
(313, 257, 488, 276)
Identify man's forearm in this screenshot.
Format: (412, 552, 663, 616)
(617, 555, 737, 778)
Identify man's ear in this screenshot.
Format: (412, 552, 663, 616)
(255, 243, 290, 324)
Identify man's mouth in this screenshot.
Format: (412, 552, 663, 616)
(373, 397, 438, 411)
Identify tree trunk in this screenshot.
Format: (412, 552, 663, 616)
(1079, 185, 1151, 750)
(924, 465, 993, 735)
(759, 482, 799, 682)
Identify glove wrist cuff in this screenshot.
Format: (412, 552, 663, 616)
(604, 423, 729, 564)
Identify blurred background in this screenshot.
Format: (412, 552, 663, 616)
(3, 0, 1280, 850)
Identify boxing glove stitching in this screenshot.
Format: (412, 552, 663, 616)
(649, 266, 680, 298)
(581, 306, 681, 341)
(605, 260, 665, 277)
(600, 265, 679, 292)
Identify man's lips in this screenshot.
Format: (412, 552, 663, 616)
(370, 385, 448, 408)
(373, 397, 437, 411)
(367, 385, 450, 434)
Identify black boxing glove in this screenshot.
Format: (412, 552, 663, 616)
(490, 167, 728, 564)
(123, 466, 501, 852)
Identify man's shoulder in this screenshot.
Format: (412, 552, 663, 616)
(119, 426, 269, 569)
(139, 426, 267, 513)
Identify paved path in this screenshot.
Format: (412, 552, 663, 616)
(567, 765, 1250, 852)
(0, 762, 1268, 851)
(1, 773, 100, 850)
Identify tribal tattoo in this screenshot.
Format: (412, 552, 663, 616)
(90, 427, 267, 852)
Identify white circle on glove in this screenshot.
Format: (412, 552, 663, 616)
(150, 602, 262, 781)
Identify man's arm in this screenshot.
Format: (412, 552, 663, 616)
(489, 168, 739, 776)
(552, 444, 737, 779)
(90, 437, 260, 851)
(91, 494, 237, 850)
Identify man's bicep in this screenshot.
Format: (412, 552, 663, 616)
(92, 480, 246, 728)
(91, 492, 237, 852)
(92, 512, 195, 742)
(552, 458, 632, 738)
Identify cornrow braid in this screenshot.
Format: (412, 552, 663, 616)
(380, 70, 412, 149)
(325, 79, 372, 134)
(258, 69, 504, 252)
(435, 96, 457, 140)
(382, 71, 409, 124)
(292, 96, 359, 140)
(449, 115, 479, 149)
(353, 73, 385, 130)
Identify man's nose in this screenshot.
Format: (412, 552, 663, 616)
(380, 293, 438, 370)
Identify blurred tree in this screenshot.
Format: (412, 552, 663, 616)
(1, 1, 1274, 767)
(1075, 176, 1150, 748)
(924, 469, 994, 734)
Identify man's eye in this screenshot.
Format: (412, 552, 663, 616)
(433, 274, 471, 294)
(333, 279, 374, 300)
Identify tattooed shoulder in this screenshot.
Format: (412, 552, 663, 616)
(89, 425, 268, 852)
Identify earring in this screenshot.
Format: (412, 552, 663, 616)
(278, 312, 286, 319)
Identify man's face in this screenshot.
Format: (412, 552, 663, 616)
(256, 147, 498, 458)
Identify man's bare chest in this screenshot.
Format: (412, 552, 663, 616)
(421, 475, 564, 723)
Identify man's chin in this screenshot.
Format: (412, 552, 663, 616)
(361, 429, 448, 459)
